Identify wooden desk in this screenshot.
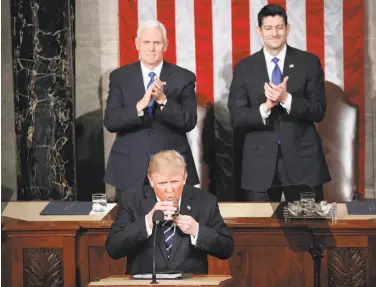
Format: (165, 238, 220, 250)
(2, 202, 376, 287)
(88, 275, 232, 286)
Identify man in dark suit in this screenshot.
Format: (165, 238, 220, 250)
(105, 150, 234, 274)
(228, 4, 330, 202)
(103, 20, 199, 192)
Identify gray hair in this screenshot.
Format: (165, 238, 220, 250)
(137, 20, 167, 40)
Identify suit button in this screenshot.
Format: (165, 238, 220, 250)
(148, 131, 152, 136)
(276, 119, 280, 124)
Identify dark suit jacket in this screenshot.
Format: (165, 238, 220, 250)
(228, 45, 331, 192)
(103, 61, 199, 190)
(105, 185, 234, 274)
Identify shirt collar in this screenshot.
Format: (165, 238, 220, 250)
(263, 44, 287, 65)
(140, 60, 164, 78)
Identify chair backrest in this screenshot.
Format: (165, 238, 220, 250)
(316, 81, 359, 202)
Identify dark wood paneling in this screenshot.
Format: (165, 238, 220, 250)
(23, 248, 64, 287)
(328, 248, 367, 287)
(2, 207, 376, 287)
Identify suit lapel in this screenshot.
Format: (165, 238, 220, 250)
(133, 61, 146, 101)
(168, 187, 195, 264)
(256, 48, 270, 84)
(142, 185, 157, 213)
(143, 187, 170, 263)
(282, 45, 295, 84)
(159, 61, 172, 96)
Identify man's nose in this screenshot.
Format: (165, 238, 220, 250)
(165, 184, 174, 192)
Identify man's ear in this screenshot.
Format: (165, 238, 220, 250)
(135, 38, 140, 51)
(256, 26, 261, 36)
(163, 39, 169, 52)
(148, 175, 154, 187)
(182, 171, 187, 185)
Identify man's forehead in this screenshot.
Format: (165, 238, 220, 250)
(261, 15, 285, 26)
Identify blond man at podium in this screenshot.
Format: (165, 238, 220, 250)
(105, 150, 234, 274)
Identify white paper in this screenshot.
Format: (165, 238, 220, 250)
(132, 273, 182, 279)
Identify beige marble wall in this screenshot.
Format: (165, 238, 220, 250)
(365, 0, 376, 198)
(1, 0, 17, 200)
(75, 0, 118, 199)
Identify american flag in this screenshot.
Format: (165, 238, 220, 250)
(118, 0, 365, 194)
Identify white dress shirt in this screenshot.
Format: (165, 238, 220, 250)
(137, 61, 165, 117)
(144, 197, 199, 246)
(259, 44, 292, 124)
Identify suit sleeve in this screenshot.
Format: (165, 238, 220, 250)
(195, 199, 234, 260)
(103, 71, 143, 133)
(105, 197, 150, 260)
(155, 73, 197, 132)
(289, 56, 326, 122)
(228, 61, 270, 130)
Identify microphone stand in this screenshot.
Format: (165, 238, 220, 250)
(151, 219, 161, 284)
(309, 244, 323, 287)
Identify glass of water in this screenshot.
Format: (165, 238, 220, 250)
(92, 193, 107, 212)
(165, 196, 180, 218)
(300, 191, 315, 208)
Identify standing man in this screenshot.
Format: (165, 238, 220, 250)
(105, 150, 233, 274)
(104, 20, 199, 194)
(228, 4, 330, 202)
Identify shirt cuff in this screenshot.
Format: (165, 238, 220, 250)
(145, 215, 153, 237)
(159, 99, 167, 111)
(138, 110, 144, 117)
(190, 226, 199, 246)
(259, 103, 271, 125)
(280, 93, 292, 114)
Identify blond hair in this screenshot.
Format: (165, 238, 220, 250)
(148, 150, 186, 176)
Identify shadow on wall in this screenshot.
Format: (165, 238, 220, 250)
(75, 76, 107, 201)
(202, 51, 237, 201)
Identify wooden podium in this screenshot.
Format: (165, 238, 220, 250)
(2, 202, 376, 286)
(88, 275, 232, 287)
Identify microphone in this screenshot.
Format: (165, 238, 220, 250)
(151, 210, 164, 284)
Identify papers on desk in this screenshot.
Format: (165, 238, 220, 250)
(40, 201, 93, 215)
(346, 200, 376, 215)
(132, 272, 183, 280)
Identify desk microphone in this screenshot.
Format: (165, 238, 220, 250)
(151, 210, 164, 284)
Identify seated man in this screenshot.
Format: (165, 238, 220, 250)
(105, 150, 234, 274)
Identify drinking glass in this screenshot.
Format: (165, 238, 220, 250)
(300, 191, 315, 209)
(165, 196, 180, 218)
(92, 193, 107, 212)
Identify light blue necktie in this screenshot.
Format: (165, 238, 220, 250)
(147, 72, 156, 115)
(271, 57, 282, 84)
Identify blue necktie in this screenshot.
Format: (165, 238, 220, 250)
(271, 57, 282, 84)
(272, 57, 282, 144)
(163, 221, 175, 258)
(147, 72, 156, 115)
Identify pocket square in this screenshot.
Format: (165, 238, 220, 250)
(187, 205, 191, 210)
(289, 64, 294, 68)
